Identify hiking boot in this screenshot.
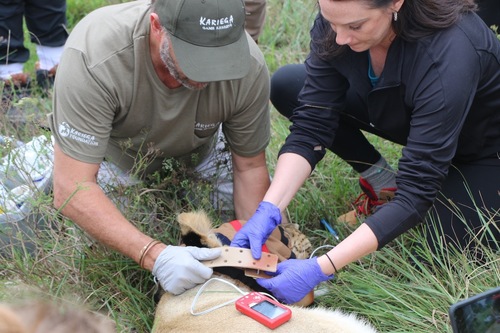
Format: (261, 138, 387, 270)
(1, 73, 32, 104)
(1, 73, 30, 87)
(35, 62, 57, 95)
(337, 177, 396, 226)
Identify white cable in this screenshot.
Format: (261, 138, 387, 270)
(190, 277, 247, 316)
(309, 244, 335, 258)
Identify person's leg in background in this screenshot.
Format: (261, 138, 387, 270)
(25, 0, 68, 92)
(425, 157, 500, 261)
(0, 0, 31, 90)
(193, 128, 235, 220)
(244, 0, 266, 43)
(270, 64, 306, 118)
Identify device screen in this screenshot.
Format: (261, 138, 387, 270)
(251, 300, 287, 319)
(451, 289, 500, 333)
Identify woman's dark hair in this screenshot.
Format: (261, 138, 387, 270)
(314, 0, 477, 59)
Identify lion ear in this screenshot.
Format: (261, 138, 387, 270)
(177, 211, 222, 248)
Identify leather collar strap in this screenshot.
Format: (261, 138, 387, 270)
(201, 246, 278, 273)
(203, 246, 315, 306)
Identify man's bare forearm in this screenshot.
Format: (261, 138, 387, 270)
(52, 144, 166, 271)
(56, 182, 150, 259)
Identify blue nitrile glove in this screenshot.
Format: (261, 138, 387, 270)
(230, 201, 281, 259)
(256, 257, 334, 304)
(152, 245, 221, 295)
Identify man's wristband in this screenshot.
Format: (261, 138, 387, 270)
(139, 240, 162, 269)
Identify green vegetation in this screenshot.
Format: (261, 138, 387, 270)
(0, 1, 498, 332)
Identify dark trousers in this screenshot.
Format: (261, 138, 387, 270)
(0, 0, 67, 64)
(270, 63, 499, 255)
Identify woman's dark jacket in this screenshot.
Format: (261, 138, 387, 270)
(279, 12, 500, 248)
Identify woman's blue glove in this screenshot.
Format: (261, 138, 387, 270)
(230, 201, 281, 259)
(256, 257, 334, 304)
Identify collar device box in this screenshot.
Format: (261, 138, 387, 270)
(235, 292, 292, 329)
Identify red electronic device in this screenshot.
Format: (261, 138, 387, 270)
(235, 292, 292, 329)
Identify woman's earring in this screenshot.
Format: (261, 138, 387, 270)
(393, 11, 398, 22)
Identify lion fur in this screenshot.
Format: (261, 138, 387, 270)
(0, 300, 115, 333)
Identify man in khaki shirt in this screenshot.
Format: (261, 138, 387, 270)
(51, 0, 272, 295)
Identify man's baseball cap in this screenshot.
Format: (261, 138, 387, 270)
(153, 0, 250, 82)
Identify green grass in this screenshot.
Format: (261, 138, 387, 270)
(1, 1, 499, 332)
